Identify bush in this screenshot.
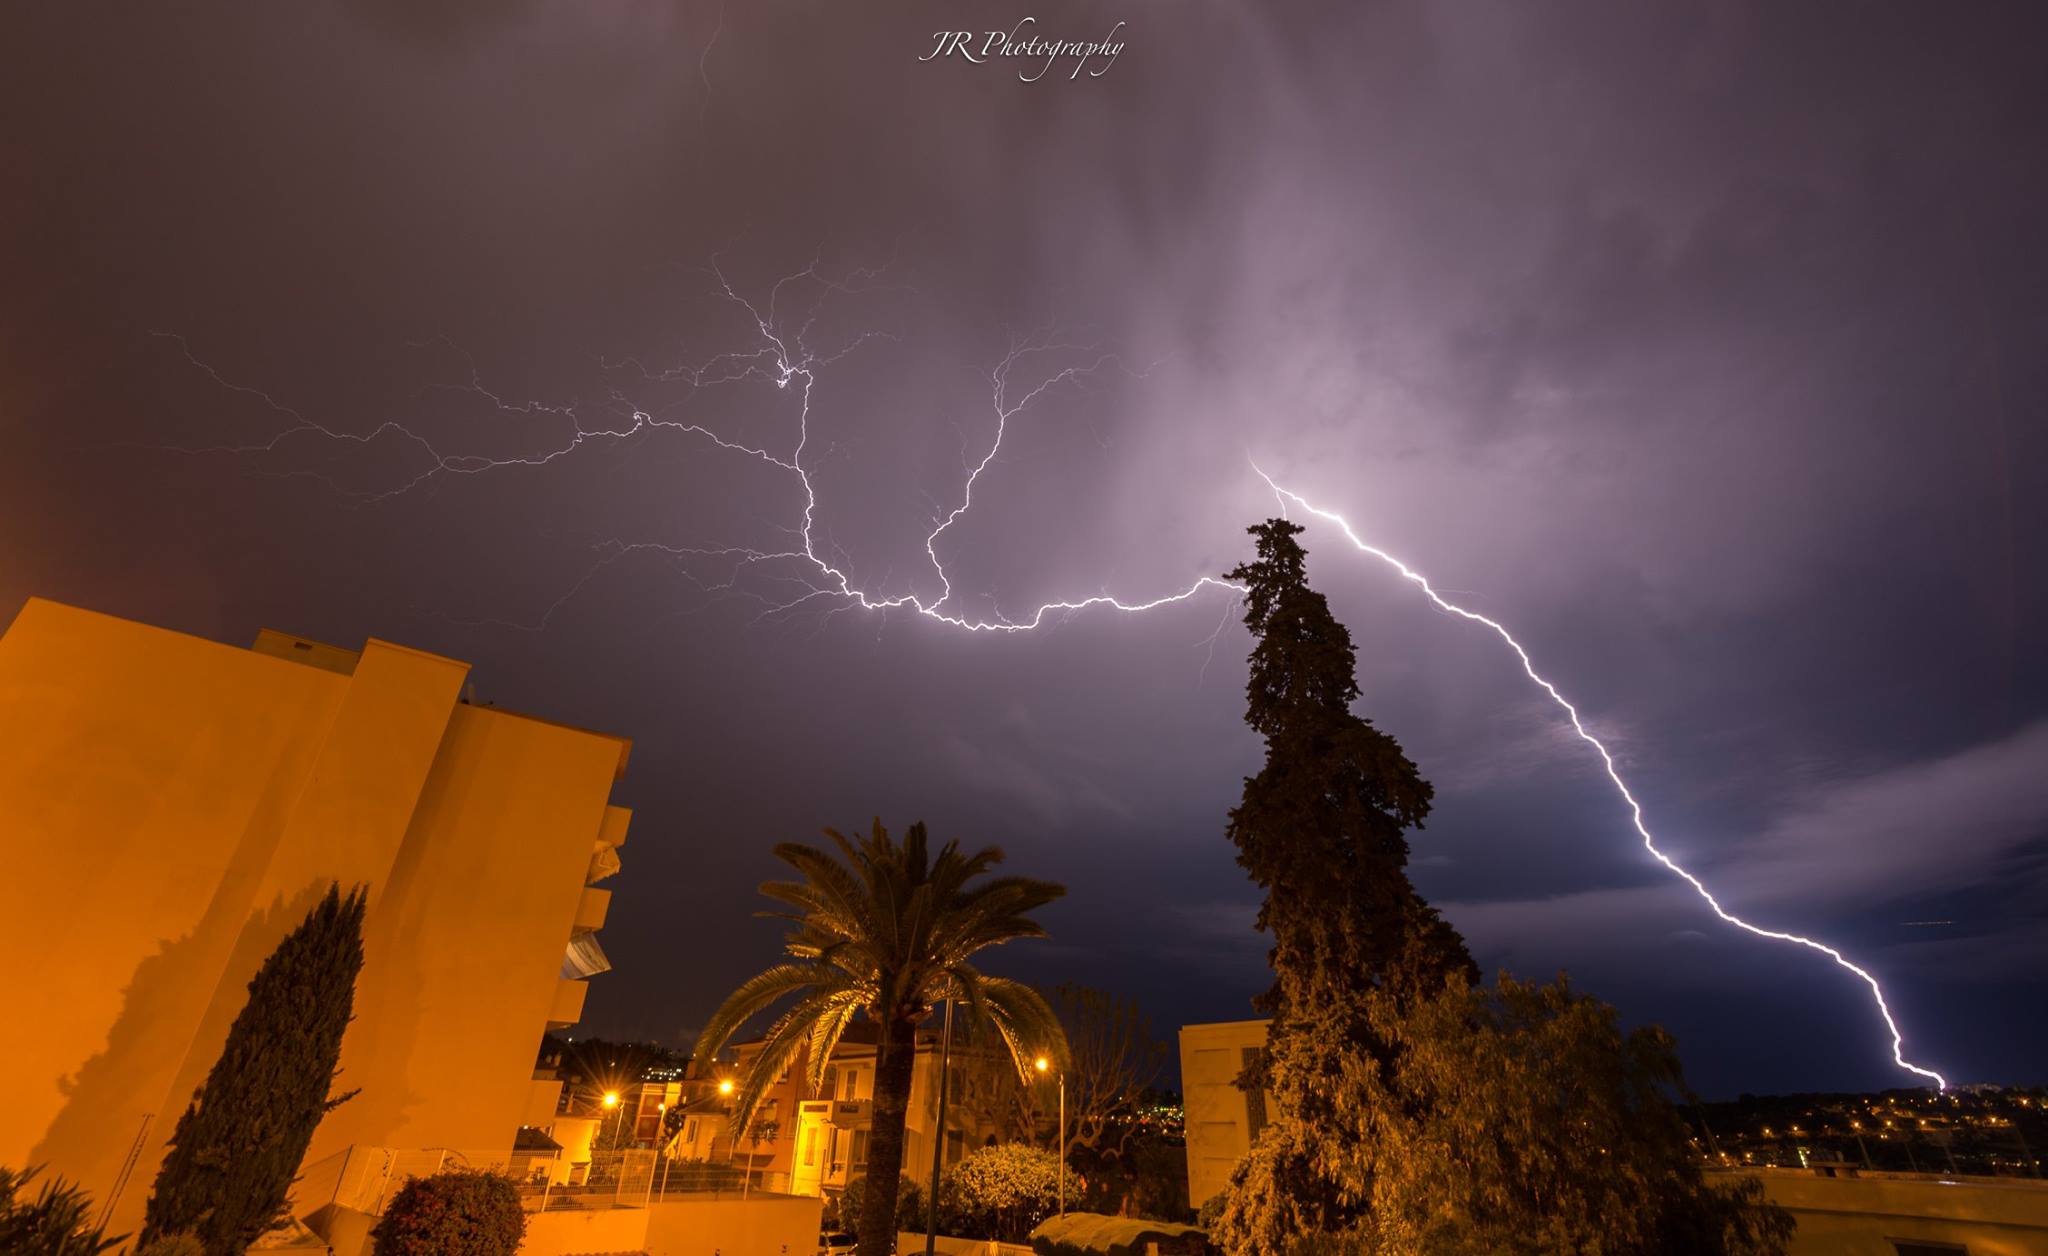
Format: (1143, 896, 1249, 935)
(135, 1236, 204, 1256)
(0, 1164, 121, 1255)
(938, 1143, 1081, 1242)
(372, 1169, 526, 1256)
(837, 1174, 924, 1240)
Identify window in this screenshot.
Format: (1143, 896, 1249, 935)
(852, 1129, 870, 1168)
(822, 1067, 838, 1099)
(1241, 1047, 1269, 1143)
(803, 1127, 820, 1167)
(684, 1119, 699, 1145)
(842, 1068, 859, 1101)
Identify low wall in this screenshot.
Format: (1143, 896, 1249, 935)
(644, 1193, 823, 1255)
(520, 1194, 820, 1255)
(522, 1205, 652, 1255)
(1741, 1168, 2048, 1256)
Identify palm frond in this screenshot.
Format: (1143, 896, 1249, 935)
(693, 963, 836, 1065)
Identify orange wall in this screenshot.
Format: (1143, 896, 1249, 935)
(0, 597, 629, 1237)
(1746, 1168, 2048, 1256)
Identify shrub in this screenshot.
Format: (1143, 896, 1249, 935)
(837, 1174, 924, 1240)
(372, 1169, 526, 1256)
(938, 1143, 1081, 1242)
(0, 1164, 121, 1255)
(135, 1236, 205, 1256)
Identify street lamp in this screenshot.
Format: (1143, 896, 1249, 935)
(714, 1078, 745, 1199)
(602, 1090, 627, 1149)
(1035, 1056, 1066, 1220)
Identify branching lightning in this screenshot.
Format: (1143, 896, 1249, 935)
(158, 257, 1944, 1087)
(1252, 465, 1947, 1090)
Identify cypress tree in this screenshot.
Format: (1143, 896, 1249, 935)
(141, 884, 368, 1255)
(1225, 518, 1474, 1019)
(1216, 519, 1474, 1241)
(1213, 521, 1789, 1255)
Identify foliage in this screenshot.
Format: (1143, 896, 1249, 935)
(1211, 522, 1791, 1255)
(1218, 973, 1794, 1254)
(141, 884, 368, 1255)
(936, 1143, 1081, 1241)
(0, 1164, 122, 1255)
(371, 1169, 526, 1256)
(693, 820, 1068, 1256)
(836, 1174, 924, 1241)
(1078, 1134, 1190, 1224)
(135, 1236, 205, 1256)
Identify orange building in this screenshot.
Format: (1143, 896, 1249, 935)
(678, 1025, 1024, 1200)
(0, 598, 631, 1240)
(1178, 1019, 1272, 1212)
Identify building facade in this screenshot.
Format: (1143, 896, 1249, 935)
(0, 598, 631, 1238)
(683, 1025, 1024, 1199)
(1178, 1019, 1272, 1212)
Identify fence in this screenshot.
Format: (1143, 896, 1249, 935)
(296, 1146, 801, 1220)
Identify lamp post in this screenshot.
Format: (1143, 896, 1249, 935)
(925, 999, 955, 1256)
(1034, 1056, 1065, 1220)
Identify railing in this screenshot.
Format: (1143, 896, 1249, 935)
(296, 1146, 803, 1221)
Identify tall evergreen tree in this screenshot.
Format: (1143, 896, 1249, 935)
(1217, 518, 1473, 1242)
(1213, 521, 1789, 1255)
(141, 884, 368, 1255)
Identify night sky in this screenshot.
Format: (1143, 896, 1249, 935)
(5, 2, 2044, 1099)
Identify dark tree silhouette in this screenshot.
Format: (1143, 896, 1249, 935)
(140, 885, 367, 1255)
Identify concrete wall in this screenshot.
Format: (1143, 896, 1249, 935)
(519, 1206, 652, 1255)
(521, 1196, 822, 1256)
(1746, 1168, 2048, 1256)
(1178, 1019, 1270, 1212)
(0, 597, 630, 1239)
(644, 1195, 823, 1255)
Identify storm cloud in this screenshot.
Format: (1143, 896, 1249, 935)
(3, 0, 2043, 1096)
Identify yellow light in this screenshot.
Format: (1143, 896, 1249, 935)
(603, 1091, 620, 1108)
(1034, 1057, 1050, 1073)
(718, 1078, 735, 1095)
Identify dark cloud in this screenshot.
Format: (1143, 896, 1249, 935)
(3, 0, 2044, 1097)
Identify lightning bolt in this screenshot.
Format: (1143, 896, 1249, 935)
(157, 258, 1944, 1087)
(1252, 463, 1947, 1090)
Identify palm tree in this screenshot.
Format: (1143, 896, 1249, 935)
(694, 820, 1068, 1256)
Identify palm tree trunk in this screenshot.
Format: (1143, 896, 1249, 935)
(857, 1014, 921, 1256)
